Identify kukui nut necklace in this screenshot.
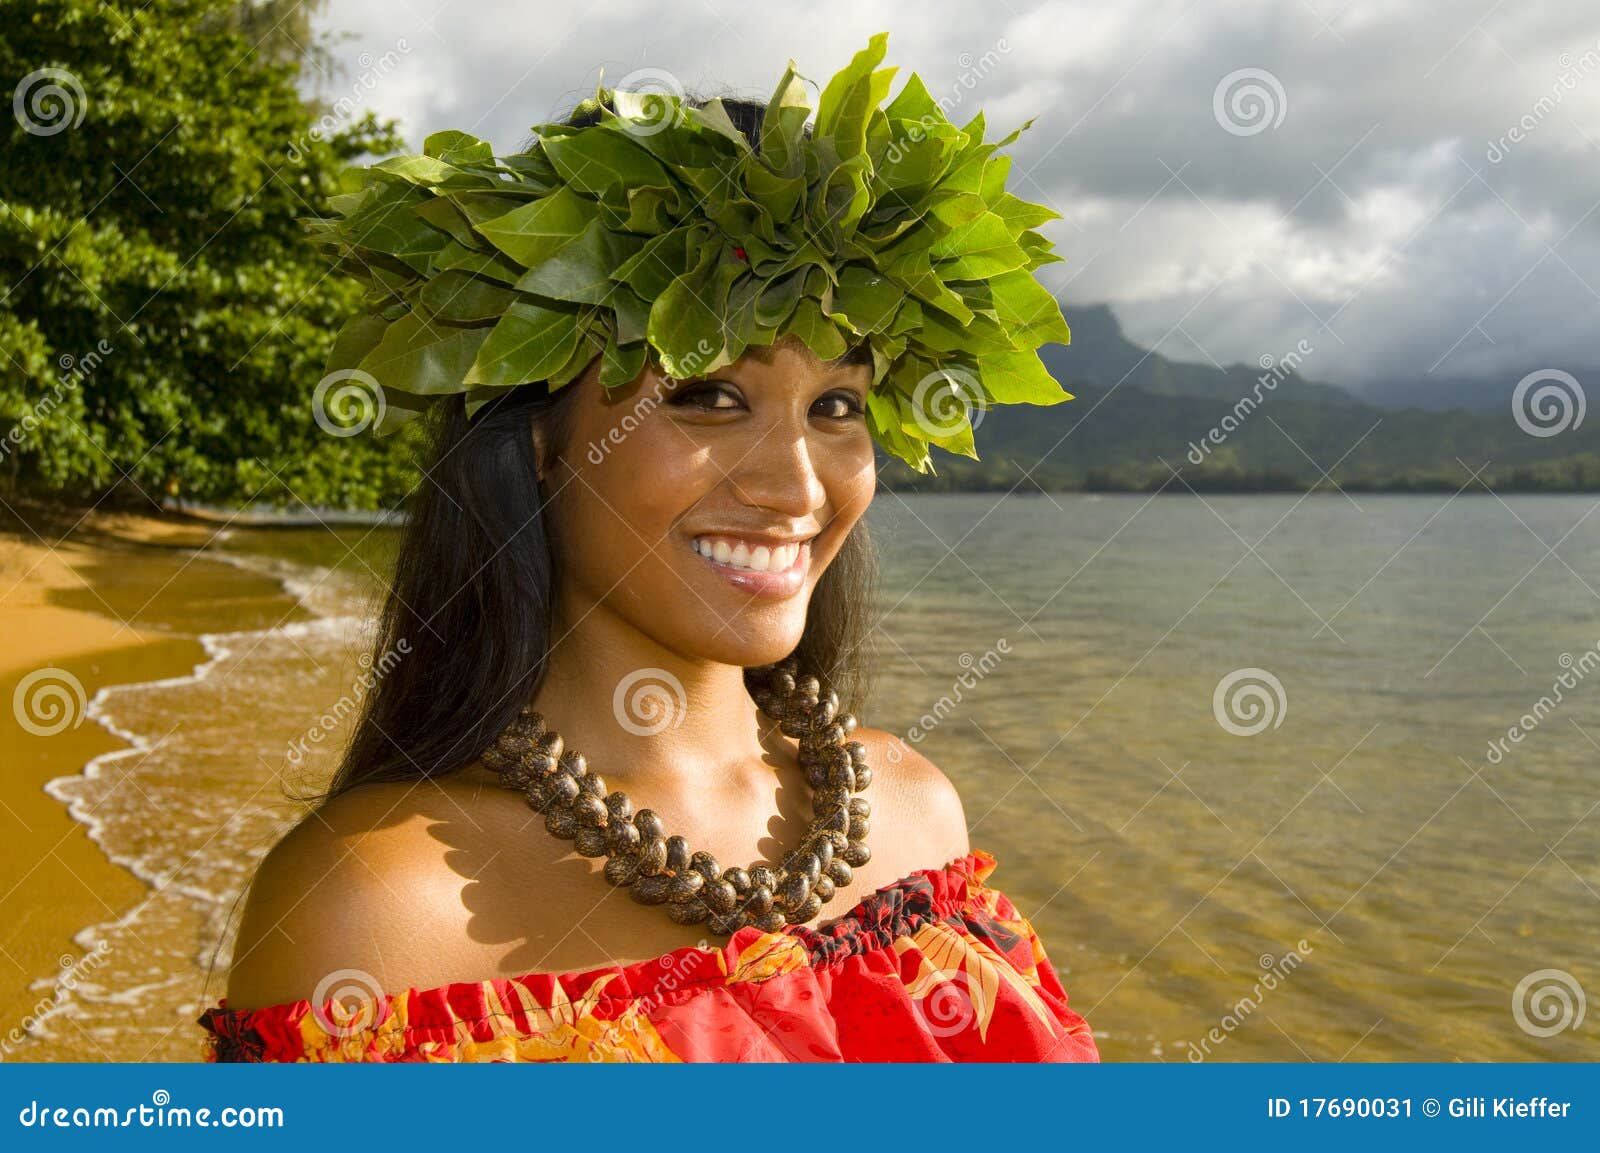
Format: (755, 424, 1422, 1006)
(479, 656, 873, 934)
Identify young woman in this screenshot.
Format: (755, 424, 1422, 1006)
(198, 51, 1099, 1063)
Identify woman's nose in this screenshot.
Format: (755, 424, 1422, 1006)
(727, 425, 826, 518)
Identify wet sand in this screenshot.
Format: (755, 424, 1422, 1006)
(0, 504, 301, 1060)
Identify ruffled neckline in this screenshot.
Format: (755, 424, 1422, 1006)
(205, 847, 1000, 1024)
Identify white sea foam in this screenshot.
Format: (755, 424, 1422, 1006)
(18, 543, 378, 1061)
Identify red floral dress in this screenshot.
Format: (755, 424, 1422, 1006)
(197, 848, 1099, 1062)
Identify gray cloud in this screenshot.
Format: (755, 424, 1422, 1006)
(310, 0, 1600, 389)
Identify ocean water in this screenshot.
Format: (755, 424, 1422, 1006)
(20, 494, 1600, 1061)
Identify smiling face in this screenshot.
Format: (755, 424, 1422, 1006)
(538, 334, 878, 668)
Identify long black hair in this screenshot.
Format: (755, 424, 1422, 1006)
(315, 94, 879, 801)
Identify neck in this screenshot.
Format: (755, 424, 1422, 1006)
(527, 595, 776, 789)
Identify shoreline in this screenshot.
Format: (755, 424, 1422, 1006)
(0, 504, 302, 1057)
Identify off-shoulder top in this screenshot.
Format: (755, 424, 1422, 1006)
(197, 848, 1099, 1063)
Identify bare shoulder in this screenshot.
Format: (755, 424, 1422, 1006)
(853, 727, 971, 867)
(223, 773, 545, 1012)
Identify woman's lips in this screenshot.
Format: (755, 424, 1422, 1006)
(687, 534, 811, 598)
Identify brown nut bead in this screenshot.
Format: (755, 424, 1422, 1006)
(574, 827, 609, 857)
(666, 896, 709, 925)
(636, 836, 669, 875)
(630, 874, 674, 905)
(604, 853, 642, 886)
(706, 911, 746, 935)
(689, 851, 721, 884)
(667, 871, 704, 903)
(604, 791, 633, 822)
(788, 893, 823, 922)
(723, 866, 751, 894)
(548, 774, 580, 806)
(752, 910, 787, 933)
(607, 820, 641, 853)
(810, 837, 834, 872)
(826, 859, 853, 887)
(634, 809, 666, 841)
(776, 871, 811, 910)
(665, 836, 691, 873)
(748, 864, 778, 892)
(744, 886, 774, 916)
(841, 841, 871, 867)
(812, 875, 836, 901)
(702, 878, 738, 915)
(544, 808, 579, 839)
(573, 794, 608, 827)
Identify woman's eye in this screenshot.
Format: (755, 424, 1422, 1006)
(669, 382, 743, 411)
(814, 391, 865, 420)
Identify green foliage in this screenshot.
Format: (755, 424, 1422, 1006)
(312, 32, 1074, 474)
(1, 0, 417, 509)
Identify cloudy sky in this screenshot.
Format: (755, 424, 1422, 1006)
(304, 0, 1600, 390)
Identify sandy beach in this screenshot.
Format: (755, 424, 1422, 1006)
(0, 503, 303, 1060)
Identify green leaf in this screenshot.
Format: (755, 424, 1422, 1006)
(929, 211, 1030, 279)
(815, 32, 895, 163)
(513, 216, 644, 306)
(647, 242, 730, 377)
(542, 126, 675, 199)
(356, 312, 490, 396)
(976, 348, 1074, 405)
(425, 130, 495, 166)
(418, 270, 518, 322)
(987, 268, 1071, 345)
(474, 186, 591, 268)
(599, 331, 649, 388)
(464, 299, 584, 387)
(828, 264, 904, 333)
(760, 61, 812, 175)
(325, 313, 389, 375)
(782, 297, 848, 362)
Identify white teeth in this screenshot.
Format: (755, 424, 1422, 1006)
(692, 537, 805, 572)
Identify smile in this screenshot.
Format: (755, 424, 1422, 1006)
(688, 534, 812, 597)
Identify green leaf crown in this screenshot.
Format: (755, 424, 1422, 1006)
(308, 31, 1073, 473)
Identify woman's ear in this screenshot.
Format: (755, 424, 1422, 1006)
(530, 419, 549, 484)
